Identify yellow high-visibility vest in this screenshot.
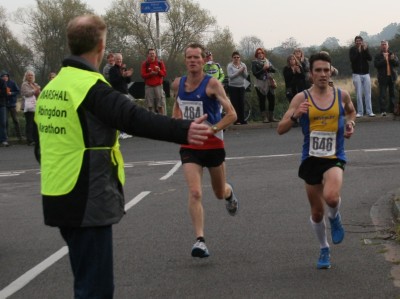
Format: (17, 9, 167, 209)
(35, 66, 125, 195)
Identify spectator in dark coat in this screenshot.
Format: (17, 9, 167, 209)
(1, 72, 22, 140)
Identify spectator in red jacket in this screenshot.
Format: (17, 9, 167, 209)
(141, 49, 167, 114)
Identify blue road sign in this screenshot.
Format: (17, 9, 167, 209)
(141, 1, 170, 13)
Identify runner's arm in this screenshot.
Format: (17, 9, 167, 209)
(206, 78, 236, 133)
(277, 92, 310, 135)
(171, 77, 182, 119)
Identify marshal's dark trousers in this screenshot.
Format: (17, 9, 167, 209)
(60, 225, 114, 299)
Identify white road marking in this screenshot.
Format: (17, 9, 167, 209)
(125, 191, 151, 211)
(0, 147, 399, 297)
(0, 171, 25, 177)
(0, 246, 69, 299)
(160, 161, 182, 180)
(0, 192, 151, 298)
(363, 148, 398, 152)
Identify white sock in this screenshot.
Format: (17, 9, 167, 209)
(310, 216, 329, 249)
(327, 197, 341, 219)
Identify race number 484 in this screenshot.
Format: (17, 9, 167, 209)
(179, 100, 204, 120)
(184, 106, 201, 120)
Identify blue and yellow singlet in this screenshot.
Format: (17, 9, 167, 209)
(300, 88, 346, 162)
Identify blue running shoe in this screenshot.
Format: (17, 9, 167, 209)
(191, 240, 210, 258)
(317, 247, 331, 269)
(225, 183, 239, 216)
(329, 213, 345, 244)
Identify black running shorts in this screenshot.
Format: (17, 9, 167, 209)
(179, 148, 225, 168)
(298, 156, 346, 185)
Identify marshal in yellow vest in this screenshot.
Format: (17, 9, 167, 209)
(35, 66, 125, 196)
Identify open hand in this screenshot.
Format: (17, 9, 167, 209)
(187, 114, 209, 145)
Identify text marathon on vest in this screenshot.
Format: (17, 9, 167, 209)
(37, 89, 69, 135)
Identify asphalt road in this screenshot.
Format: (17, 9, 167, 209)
(0, 118, 399, 298)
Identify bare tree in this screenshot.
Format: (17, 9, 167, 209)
(206, 27, 236, 69)
(105, 0, 216, 80)
(238, 36, 264, 59)
(0, 7, 34, 84)
(104, 0, 155, 59)
(321, 37, 340, 49)
(16, 0, 92, 83)
(281, 37, 300, 50)
(162, 0, 216, 73)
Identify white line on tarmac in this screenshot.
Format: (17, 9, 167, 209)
(160, 161, 182, 180)
(0, 192, 151, 299)
(0, 171, 25, 177)
(125, 191, 151, 211)
(1, 148, 399, 297)
(0, 247, 68, 299)
(363, 148, 398, 152)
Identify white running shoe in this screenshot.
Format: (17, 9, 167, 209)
(119, 133, 133, 139)
(191, 240, 209, 258)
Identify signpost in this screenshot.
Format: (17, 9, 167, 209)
(140, 0, 170, 58)
(140, 0, 170, 14)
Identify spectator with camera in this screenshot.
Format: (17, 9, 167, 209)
(293, 48, 311, 88)
(349, 36, 375, 118)
(251, 48, 278, 123)
(283, 54, 307, 103)
(141, 48, 167, 115)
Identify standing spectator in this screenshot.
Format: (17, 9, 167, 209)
(319, 51, 339, 77)
(203, 51, 225, 83)
(227, 51, 249, 125)
(283, 54, 307, 103)
(21, 70, 40, 146)
(109, 53, 133, 139)
(141, 48, 167, 115)
(293, 48, 311, 88)
(374, 40, 399, 116)
(349, 36, 375, 118)
(277, 52, 356, 269)
(48, 72, 57, 81)
(251, 48, 278, 123)
(34, 15, 209, 299)
(109, 53, 133, 94)
(0, 75, 8, 147)
(1, 72, 22, 141)
(172, 42, 238, 259)
(102, 52, 114, 81)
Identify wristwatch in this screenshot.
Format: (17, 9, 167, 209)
(212, 125, 219, 133)
(290, 113, 298, 123)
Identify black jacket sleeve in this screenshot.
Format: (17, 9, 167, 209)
(83, 81, 192, 145)
(0, 80, 6, 106)
(251, 60, 265, 79)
